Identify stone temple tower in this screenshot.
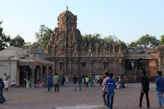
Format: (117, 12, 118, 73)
(45, 9, 160, 82)
(46, 9, 82, 75)
(46, 9, 126, 76)
(46, 9, 82, 57)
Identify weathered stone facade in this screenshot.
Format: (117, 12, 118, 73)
(45, 10, 160, 82)
(46, 10, 125, 76)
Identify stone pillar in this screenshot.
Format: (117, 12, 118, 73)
(89, 62, 92, 74)
(36, 67, 40, 81)
(31, 68, 35, 87)
(158, 45, 164, 75)
(40, 66, 43, 83)
(75, 60, 78, 74)
(52, 65, 55, 74)
(16, 65, 20, 86)
(45, 66, 47, 75)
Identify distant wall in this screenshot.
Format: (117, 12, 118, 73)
(30, 49, 46, 60)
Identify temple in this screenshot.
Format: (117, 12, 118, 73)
(45, 10, 164, 82)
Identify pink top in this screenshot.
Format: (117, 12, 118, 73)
(102, 77, 110, 91)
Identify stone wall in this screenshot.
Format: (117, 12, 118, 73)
(45, 10, 160, 82)
(158, 45, 164, 75)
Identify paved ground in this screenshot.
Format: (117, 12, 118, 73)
(0, 83, 161, 109)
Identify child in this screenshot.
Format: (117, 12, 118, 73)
(36, 81, 42, 88)
(11, 80, 16, 87)
(0, 78, 6, 104)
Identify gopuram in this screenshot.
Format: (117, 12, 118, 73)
(45, 9, 164, 82)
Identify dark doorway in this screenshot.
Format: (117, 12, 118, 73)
(19, 66, 31, 86)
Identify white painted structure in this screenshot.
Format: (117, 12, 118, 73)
(0, 46, 25, 85)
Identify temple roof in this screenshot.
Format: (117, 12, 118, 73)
(0, 46, 25, 58)
(58, 10, 76, 20)
(0, 46, 53, 65)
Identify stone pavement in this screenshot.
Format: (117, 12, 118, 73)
(0, 83, 161, 109)
(56, 105, 104, 109)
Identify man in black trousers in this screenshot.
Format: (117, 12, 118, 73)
(139, 71, 150, 108)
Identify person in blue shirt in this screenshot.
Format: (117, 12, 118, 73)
(0, 78, 6, 104)
(46, 73, 52, 92)
(105, 73, 116, 109)
(155, 71, 164, 108)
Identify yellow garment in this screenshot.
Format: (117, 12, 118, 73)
(85, 77, 89, 83)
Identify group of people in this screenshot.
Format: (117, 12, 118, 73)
(102, 71, 164, 109)
(139, 71, 164, 108)
(46, 73, 129, 94)
(115, 74, 128, 89)
(73, 75, 95, 91)
(46, 73, 106, 92)
(1, 71, 164, 108)
(46, 73, 60, 92)
(102, 72, 116, 109)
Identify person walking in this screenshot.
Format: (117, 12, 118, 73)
(85, 76, 89, 87)
(82, 75, 85, 87)
(25, 72, 30, 88)
(60, 76, 62, 87)
(0, 78, 6, 104)
(62, 75, 65, 86)
(53, 73, 59, 92)
(73, 75, 78, 91)
(78, 75, 82, 91)
(90, 75, 94, 87)
(139, 71, 150, 108)
(3, 73, 10, 91)
(46, 73, 52, 92)
(102, 72, 110, 106)
(155, 71, 164, 108)
(105, 73, 116, 109)
(99, 75, 103, 87)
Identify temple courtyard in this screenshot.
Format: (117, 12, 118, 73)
(0, 83, 161, 109)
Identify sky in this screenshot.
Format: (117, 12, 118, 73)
(0, 0, 164, 43)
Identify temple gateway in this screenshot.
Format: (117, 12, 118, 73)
(45, 9, 164, 82)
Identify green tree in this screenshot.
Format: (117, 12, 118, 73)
(128, 41, 137, 48)
(30, 42, 40, 49)
(23, 42, 32, 49)
(82, 34, 102, 45)
(35, 25, 52, 48)
(159, 35, 164, 45)
(82, 34, 126, 46)
(129, 34, 159, 48)
(0, 21, 10, 50)
(103, 35, 117, 44)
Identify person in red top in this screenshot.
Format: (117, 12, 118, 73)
(102, 72, 110, 105)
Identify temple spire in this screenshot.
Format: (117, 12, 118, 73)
(66, 5, 68, 11)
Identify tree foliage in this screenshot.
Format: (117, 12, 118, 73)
(129, 34, 159, 48)
(34, 25, 52, 48)
(82, 34, 126, 46)
(82, 34, 102, 46)
(159, 35, 164, 45)
(0, 21, 10, 50)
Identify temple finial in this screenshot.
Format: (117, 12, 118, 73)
(66, 5, 68, 11)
